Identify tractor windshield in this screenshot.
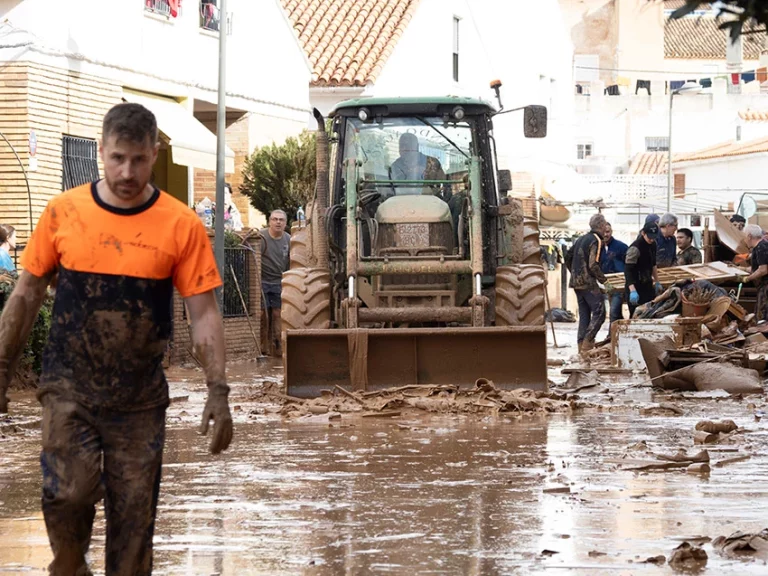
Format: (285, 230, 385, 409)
(343, 117, 473, 198)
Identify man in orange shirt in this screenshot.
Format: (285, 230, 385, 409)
(0, 103, 233, 575)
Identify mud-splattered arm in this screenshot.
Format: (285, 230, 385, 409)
(0, 271, 53, 413)
(186, 290, 232, 454)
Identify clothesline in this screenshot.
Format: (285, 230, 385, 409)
(581, 67, 768, 96)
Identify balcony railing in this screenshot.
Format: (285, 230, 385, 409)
(145, 0, 172, 17)
(200, 0, 220, 32)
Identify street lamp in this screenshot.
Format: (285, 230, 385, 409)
(667, 81, 702, 211)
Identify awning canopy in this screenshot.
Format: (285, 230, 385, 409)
(123, 90, 235, 173)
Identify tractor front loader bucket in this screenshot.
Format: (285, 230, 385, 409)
(284, 326, 547, 398)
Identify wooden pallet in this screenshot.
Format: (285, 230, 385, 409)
(605, 261, 749, 293)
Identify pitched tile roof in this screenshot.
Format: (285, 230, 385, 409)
(281, 0, 419, 87)
(664, 16, 764, 60)
(674, 136, 768, 163)
(739, 109, 768, 122)
(629, 152, 672, 175)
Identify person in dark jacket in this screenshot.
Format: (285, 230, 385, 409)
(656, 212, 679, 268)
(743, 224, 768, 321)
(567, 213, 614, 353)
(625, 222, 662, 317)
(676, 228, 702, 265)
(601, 222, 628, 324)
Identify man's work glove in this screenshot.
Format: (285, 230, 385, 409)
(655, 281, 664, 295)
(603, 281, 615, 295)
(629, 290, 639, 305)
(199, 384, 233, 455)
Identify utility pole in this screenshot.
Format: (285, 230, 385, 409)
(214, 0, 227, 307)
(667, 88, 673, 213)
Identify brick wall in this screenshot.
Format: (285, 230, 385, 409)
(193, 115, 252, 220)
(169, 230, 262, 364)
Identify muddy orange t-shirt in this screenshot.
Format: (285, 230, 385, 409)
(21, 182, 222, 410)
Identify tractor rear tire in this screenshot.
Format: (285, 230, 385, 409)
(289, 227, 311, 270)
(522, 217, 542, 265)
(281, 268, 332, 331)
(494, 265, 546, 326)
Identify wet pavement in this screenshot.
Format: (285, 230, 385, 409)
(2, 326, 768, 575)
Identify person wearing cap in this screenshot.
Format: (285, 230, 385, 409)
(625, 222, 662, 317)
(566, 213, 614, 354)
(730, 214, 746, 231)
(656, 213, 679, 269)
(743, 224, 768, 321)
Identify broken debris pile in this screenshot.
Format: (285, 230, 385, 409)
(713, 529, 768, 561)
(275, 379, 572, 418)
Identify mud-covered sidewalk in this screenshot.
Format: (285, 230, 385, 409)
(2, 325, 768, 575)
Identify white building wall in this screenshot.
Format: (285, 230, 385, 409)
(309, 0, 574, 169)
(0, 0, 311, 118)
(674, 155, 768, 208)
(573, 87, 768, 169)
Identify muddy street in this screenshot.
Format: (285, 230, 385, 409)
(1, 327, 768, 575)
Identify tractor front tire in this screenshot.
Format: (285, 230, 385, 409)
(494, 264, 546, 326)
(522, 217, 542, 265)
(289, 227, 311, 270)
(281, 268, 332, 332)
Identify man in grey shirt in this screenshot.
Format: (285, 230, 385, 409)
(260, 209, 290, 355)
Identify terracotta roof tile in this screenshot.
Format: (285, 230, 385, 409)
(629, 152, 672, 175)
(674, 136, 768, 163)
(665, 16, 764, 60)
(739, 109, 768, 122)
(281, 0, 419, 87)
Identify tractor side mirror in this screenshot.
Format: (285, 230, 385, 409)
(523, 105, 548, 138)
(497, 169, 512, 193)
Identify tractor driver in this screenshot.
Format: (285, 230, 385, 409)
(390, 132, 449, 198)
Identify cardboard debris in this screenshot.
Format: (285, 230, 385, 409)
(712, 529, 768, 560)
(695, 420, 738, 434)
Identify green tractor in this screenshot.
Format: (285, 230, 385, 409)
(282, 92, 548, 397)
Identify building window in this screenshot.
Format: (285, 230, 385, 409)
(62, 136, 99, 191)
(577, 143, 593, 160)
(145, 0, 180, 18)
(201, 0, 220, 32)
(452, 16, 460, 82)
(645, 136, 670, 152)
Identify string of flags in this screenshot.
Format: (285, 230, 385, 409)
(590, 67, 768, 95)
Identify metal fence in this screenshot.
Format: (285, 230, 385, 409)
(223, 248, 251, 318)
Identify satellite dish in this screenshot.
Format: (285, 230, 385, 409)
(742, 195, 758, 219)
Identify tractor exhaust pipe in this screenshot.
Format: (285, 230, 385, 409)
(313, 108, 330, 269)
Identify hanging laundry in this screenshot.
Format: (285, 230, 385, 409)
(670, 80, 685, 91)
(731, 73, 740, 85)
(758, 67, 768, 83)
(575, 84, 583, 94)
(635, 79, 651, 95)
(604, 85, 620, 96)
(699, 78, 712, 88)
(742, 71, 756, 83)
(617, 76, 631, 87)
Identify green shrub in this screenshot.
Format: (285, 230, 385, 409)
(0, 276, 53, 376)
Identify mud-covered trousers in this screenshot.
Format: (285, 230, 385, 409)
(757, 281, 768, 323)
(40, 392, 166, 576)
(575, 288, 606, 345)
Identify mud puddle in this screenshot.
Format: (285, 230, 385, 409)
(1, 338, 768, 574)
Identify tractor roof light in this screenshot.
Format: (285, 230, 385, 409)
(452, 106, 465, 121)
(358, 107, 370, 122)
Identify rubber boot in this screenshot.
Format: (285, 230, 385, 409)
(577, 341, 583, 354)
(581, 339, 595, 353)
(271, 308, 283, 357)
